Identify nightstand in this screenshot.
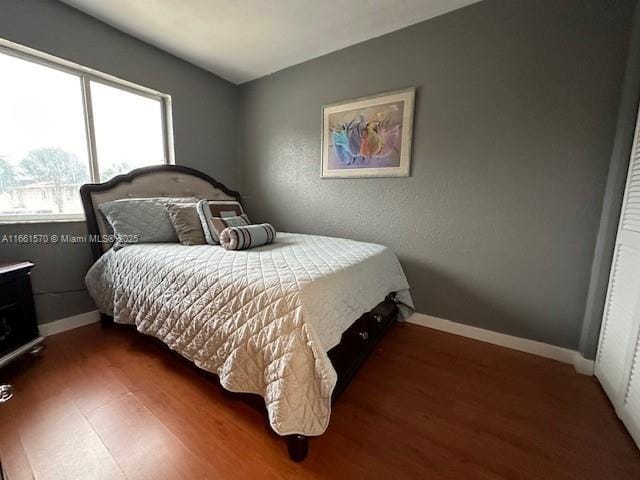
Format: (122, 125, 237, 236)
(0, 262, 44, 376)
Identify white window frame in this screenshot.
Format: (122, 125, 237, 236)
(0, 38, 175, 224)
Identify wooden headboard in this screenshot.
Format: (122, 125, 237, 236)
(80, 165, 241, 261)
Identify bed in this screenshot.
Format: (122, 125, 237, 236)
(80, 165, 413, 461)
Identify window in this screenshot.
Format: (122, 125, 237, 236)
(0, 41, 173, 222)
(91, 82, 166, 180)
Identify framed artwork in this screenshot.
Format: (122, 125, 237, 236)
(321, 87, 415, 178)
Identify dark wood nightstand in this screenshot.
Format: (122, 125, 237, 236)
(0, 263, 45, 478)
(0, 262, 44, 376)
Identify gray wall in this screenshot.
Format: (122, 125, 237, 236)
(0, 0, 239, 323)
(239, 0, 636, 351)
(1, 0, 635, 352)
(579, 2, 640, 359)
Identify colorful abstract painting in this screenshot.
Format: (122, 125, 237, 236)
(322, 88, 414, 178)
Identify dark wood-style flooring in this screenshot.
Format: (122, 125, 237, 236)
(0, 322, 638, 479)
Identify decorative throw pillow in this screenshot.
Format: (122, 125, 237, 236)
(99, 197, 196, 249)
(209, 215, 251, 238)
(196, 199, 250, 244)
(166, 203, 206, 245)
(219, 224, 276, 250)
(205, 200, 244, 218)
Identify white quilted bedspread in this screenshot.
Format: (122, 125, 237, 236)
(85, 233, 412, 436)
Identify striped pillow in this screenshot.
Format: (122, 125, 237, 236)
(219, 224, 276, 250)
(196, 199, 250, 244)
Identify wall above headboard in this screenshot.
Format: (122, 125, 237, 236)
(238, 0, 638, 355)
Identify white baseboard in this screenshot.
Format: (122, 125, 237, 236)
(38, 310, 100, 337)
(406, 313, 595, 375)
(572, 355, 596, 375)
(36, 310, 595, 374)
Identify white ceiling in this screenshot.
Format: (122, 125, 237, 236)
(61, 0, 482, 84)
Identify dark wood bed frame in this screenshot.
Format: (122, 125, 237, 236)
(79, 165, 399, 462)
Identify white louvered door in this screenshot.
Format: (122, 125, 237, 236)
(595, 107, 640, 448)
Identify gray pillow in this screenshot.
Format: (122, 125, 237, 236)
(166, 203, 206, 245)
(99, 197, 196, 249)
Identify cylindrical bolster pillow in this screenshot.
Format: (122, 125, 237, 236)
(219, 223, 276, 250)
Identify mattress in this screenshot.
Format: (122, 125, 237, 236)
(86, 232, 413, 436)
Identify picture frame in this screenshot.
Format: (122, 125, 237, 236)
(321, 87, 415, 178)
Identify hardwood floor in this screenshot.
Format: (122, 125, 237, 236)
(0, 322, 638, 479)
